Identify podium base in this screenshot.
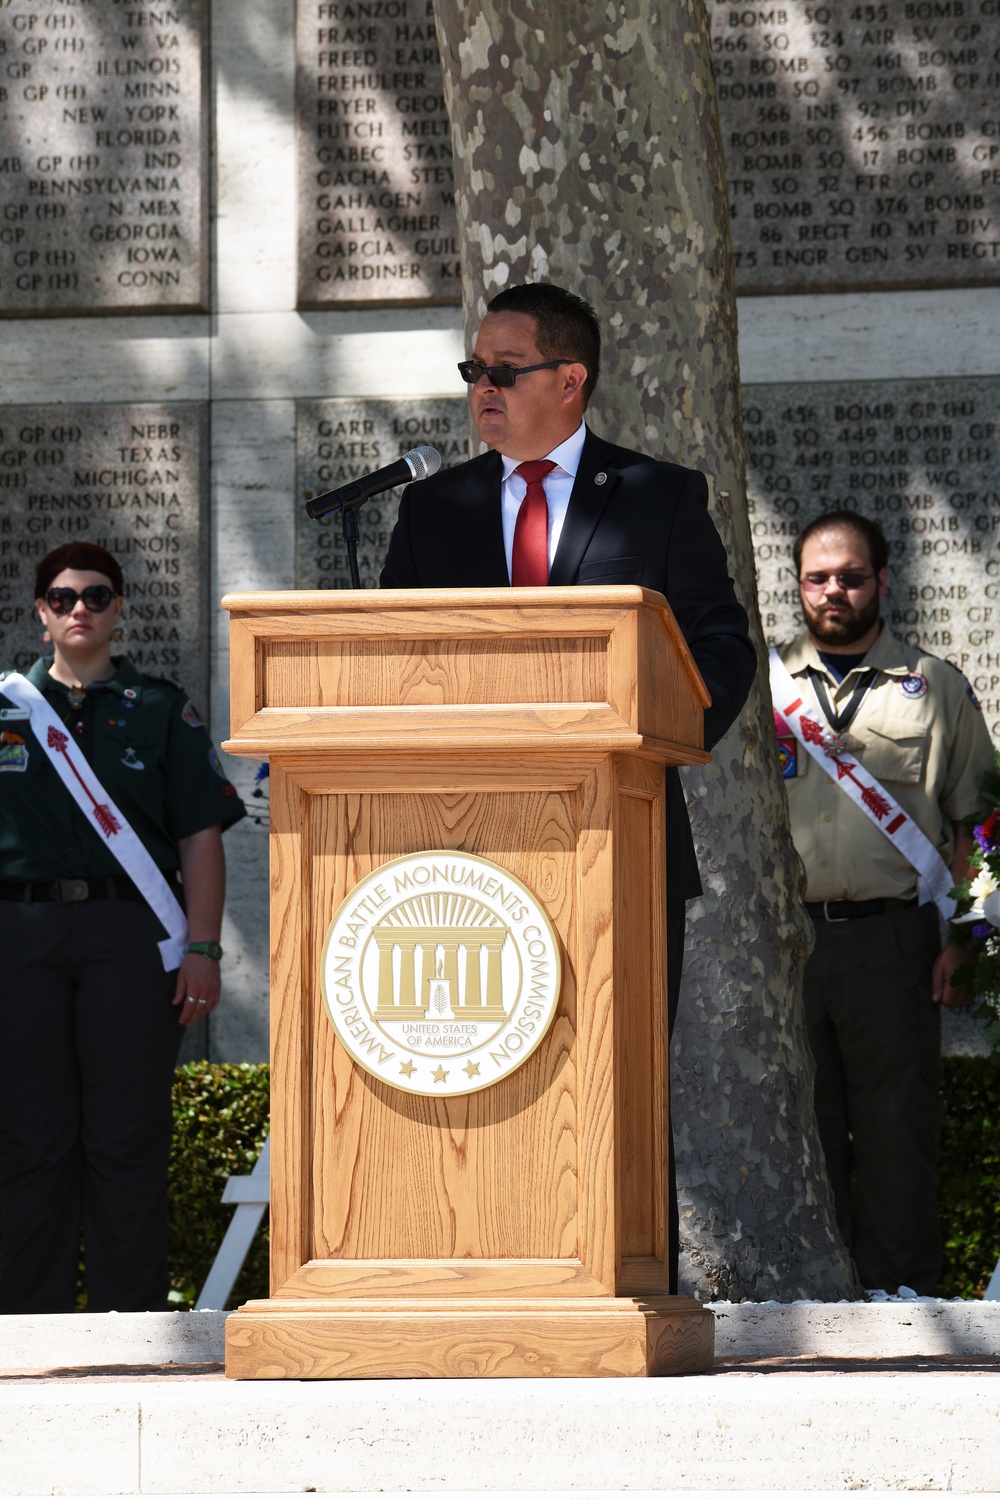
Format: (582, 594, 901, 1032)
(224, 1296, 713, 1379)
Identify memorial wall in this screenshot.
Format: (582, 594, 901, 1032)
(0, 0, 996, 1060)
(710, 0, 1000, 292)
(296, 0, 459, 305)
(0, 0, 207, 314)
(296, 397, 467, 587)
(0, 401, 208, 699)
(746, 377, 1000, 739)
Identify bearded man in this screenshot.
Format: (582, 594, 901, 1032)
(772, 510, 993, 1294)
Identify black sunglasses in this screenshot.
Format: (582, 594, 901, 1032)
(800, 572, 875, 592)
(44, 585, 118, 616)
(457, 359, 570, 387)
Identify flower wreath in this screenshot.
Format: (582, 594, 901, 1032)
(949, 750, 1000, 1046)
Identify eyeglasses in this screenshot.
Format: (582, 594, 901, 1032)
(44, 585, 118, 615)
(457, 359, 570, 387)
(800, 572, 875, 592)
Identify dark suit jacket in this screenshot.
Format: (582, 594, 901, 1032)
(379, 427, 756, 900)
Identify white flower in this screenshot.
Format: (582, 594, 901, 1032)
(953, 870, 1000, 928)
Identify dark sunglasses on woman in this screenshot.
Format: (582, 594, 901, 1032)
(44, 585, 118, 615)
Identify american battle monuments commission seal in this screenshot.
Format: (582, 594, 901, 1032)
(320, 851, 562, 1097)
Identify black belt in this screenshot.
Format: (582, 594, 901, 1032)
(0, 872, 181, 905)
(805, 896, 919, 923)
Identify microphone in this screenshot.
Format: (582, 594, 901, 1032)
(305, 445, 441, 519)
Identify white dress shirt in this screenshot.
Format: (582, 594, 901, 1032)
(499, 421, 587, 581)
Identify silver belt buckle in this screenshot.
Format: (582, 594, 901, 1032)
(54, 878, 89, 903)
(823, 900, 849, 924)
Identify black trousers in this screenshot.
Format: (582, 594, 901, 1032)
(0, 899, 182, 1313)
(803, 902, 943, 1295)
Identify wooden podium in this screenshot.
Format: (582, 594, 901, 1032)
(220, 586, 715, 1379)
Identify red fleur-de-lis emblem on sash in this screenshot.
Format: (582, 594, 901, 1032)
(47, 724, 121, 837)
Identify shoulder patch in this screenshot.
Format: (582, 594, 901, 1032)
(181, 699, 204, 729)
(0, 732, 28, 772)
(773, 709, 798, 778)
(208, 747, 227, 778)
(934, 655, 983, 709)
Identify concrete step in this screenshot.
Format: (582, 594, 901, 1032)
(1, 1373, 999, 1495)
(3, 1301, 999, 1368)
(1, 1306, 999, 1497)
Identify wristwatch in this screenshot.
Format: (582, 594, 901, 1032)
(188, 940, 224, 961)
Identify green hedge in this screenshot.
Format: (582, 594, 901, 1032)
(166, 1057, 1000, 1306)
(168, 1062, 270, 1310)
(938, 1055, 1000, 1299)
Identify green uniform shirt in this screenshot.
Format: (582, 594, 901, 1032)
(0, 656, 245, 881)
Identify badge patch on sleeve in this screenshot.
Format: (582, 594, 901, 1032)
(774, 709, 798, 779)
(0, 732, 29, 772)
(897, 673, 927, 699)
(181, 699, 205, 729)
(966, 682, 982, 710)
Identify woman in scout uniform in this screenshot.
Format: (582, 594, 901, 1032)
(0, 541, 245, 1314)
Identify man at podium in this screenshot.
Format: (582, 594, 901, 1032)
(380, 280, 755, 1046)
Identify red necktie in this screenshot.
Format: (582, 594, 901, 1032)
(511, 459, 556, 586)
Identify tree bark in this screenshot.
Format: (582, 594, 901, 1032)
(433, 0, 859, 1299)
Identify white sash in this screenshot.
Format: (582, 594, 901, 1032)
(1, 671, 189, 970)
(768, 649, 956, 920)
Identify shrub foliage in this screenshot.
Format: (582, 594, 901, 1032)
(938, 1055, 1000, 1299)
(168, 1062, 270, 1310)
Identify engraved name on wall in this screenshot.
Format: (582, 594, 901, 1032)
(0, 0, 207, 314)
(747, 377, 1000, 740)
(0, 403, 208, 703)
(708, 0, 1000, 292)
(295, 398, 468, 588)
(296, 0, 460, 306)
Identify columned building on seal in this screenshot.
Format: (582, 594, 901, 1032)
(371, 894, 510, 1025)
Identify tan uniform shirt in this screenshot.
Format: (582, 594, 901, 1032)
(777, 626, 995, 903)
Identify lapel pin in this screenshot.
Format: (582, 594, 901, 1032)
(594, 472, 607, 485)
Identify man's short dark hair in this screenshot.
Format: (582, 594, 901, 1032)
(793, 510, 889, 575)
(486, 282, 601, 406)
(35, 542, 124, 599)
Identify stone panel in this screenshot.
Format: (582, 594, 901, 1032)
(747, 376, 1000, 741)
(295, 0, 460, 306)
(0, 402, 208, 706)
(709, 0, 1000, 293)
(295, 396, 468, 588)
(0, 0, 207, 314)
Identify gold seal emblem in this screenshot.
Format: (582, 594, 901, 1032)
(320, 851, 562, 1097)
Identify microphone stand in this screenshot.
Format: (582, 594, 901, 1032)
(340, 501, 362, 589)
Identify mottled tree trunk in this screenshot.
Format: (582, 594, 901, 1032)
(433, 0, 859, 1300)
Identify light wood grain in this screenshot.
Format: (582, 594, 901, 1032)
(223, 707, 709, 764)
(308, 789, 579, 1262)
(268, 764, 310, 1290)
(276, 1259, 610, 1298)
(245, 751, 607, 795)
(263, 635, 607, 709)
(225, 588, 709, 1377)
(574, 756, 616, 1293)
(224, 1297, 714, 1379)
